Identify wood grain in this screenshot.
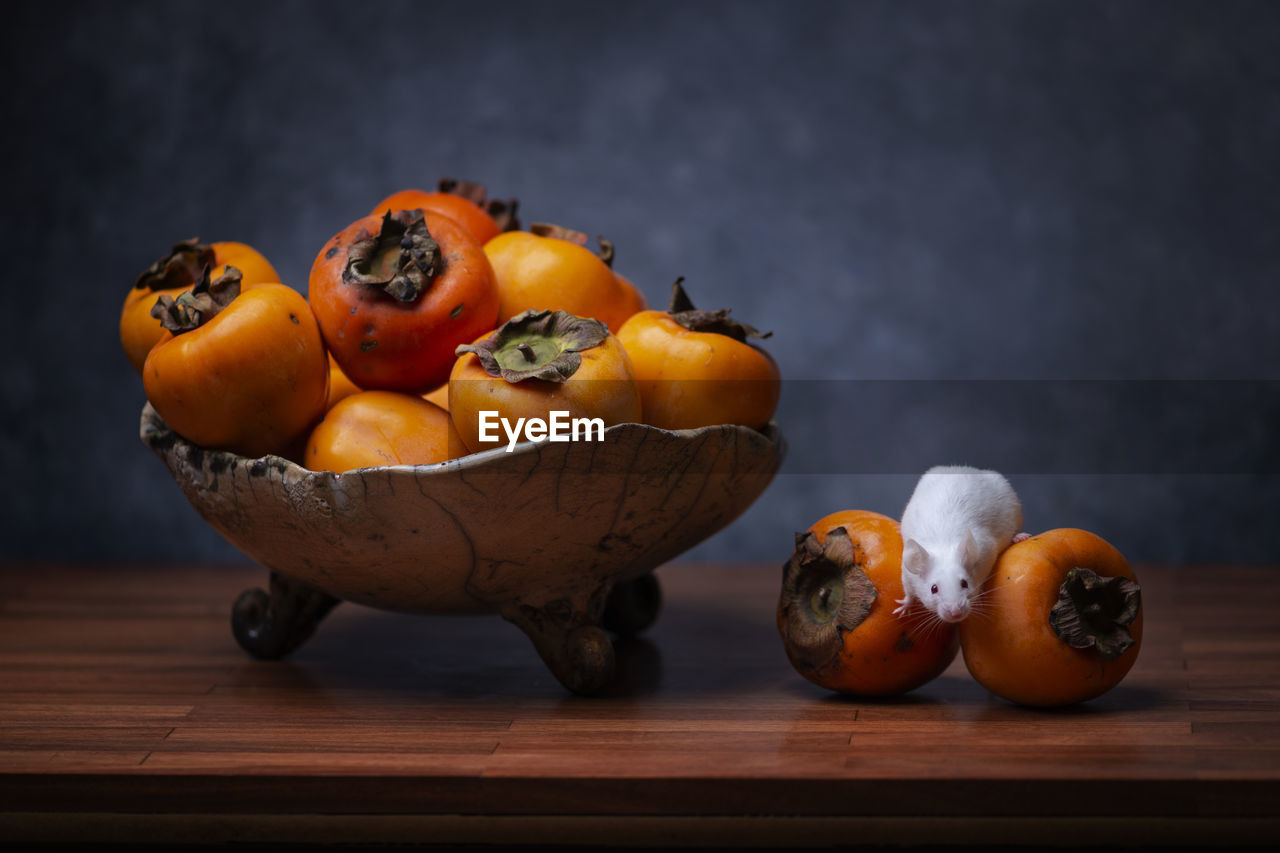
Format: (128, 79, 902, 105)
(1, 561, 1278, 845)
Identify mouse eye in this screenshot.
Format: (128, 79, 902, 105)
(930, 584, 938, 595)
(960, 579, 969, 589)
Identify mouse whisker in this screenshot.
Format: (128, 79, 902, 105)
(921, 612, 946, 638)
(967, 593, 995, 612)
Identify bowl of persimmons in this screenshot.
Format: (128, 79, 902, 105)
(126, 179, 785, 694)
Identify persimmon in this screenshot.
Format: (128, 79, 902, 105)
(614, 272, 648, 320)
(325, 353, 363, 410)
(483, 223, 639, 333)
(778, 510, 960, 696)
(120, 239, 279, 373)
(371, 178, 519, 246)
(309, 209, 499, 393)
(616, 279, 780, 431)
(422, 383, 450, 411)
(959, 528, 1142, 707)
(143, 268, 328, 458)
(449, 310, 642, 454)
(305, 391, 463, 472)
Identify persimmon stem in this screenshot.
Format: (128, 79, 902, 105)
(777, 528, 877, 674)
(343, 211, 440, 302)
(1049, 567, 1141, 660)
(437, 177, 487, 206)
(530, 222, 614, 268)
(135, 238, 216, 292)
(666, 279, 772, 342)
(438, 177, 521, 233)
(596, 236, 615, 268)
(150, 266, 241, 334)
(455, 310, 609, 384)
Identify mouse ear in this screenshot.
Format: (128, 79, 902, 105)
(958, 530, 978, 570)
(903, 539, 927, 576)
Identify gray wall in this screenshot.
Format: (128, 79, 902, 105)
(3, 0, 1278, 564)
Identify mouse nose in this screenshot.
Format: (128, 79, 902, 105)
(939, 604, 968, 623)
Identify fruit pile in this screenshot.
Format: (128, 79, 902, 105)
(777, 514, 1143, 707)
(121, 180, 781, 471)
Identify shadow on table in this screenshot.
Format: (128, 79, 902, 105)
(213, 593, 786, 701)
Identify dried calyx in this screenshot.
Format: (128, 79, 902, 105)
(456, 309, 609, 383)
(135, 238, 216, 292)
(343, 211, 441, 302)
(777, 528, 877, 673)
(1049, 567, 1142, 660)
(150, 266, 242, 334)
(529, 222, 614, 268)
(667, 278, 770, 343)
(438, 177, 521, 233)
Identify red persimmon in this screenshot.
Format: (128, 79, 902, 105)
(309, 210, 499, 393)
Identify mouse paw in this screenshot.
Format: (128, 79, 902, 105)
(1012, 531, 1031, 544)
(893, 597, 911, 616)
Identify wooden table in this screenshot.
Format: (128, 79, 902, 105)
(1, 561, 1277, 847)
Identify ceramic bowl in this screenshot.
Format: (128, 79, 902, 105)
(140, 403, 785, 693)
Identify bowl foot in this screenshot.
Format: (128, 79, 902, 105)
(602, 573, 662, 638)
(231, 572, 340, 660)
(502, 590, 616, 696)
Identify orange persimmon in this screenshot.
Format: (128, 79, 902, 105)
(448, 310, 641, 454)
(143, 268, 328, 458)
(121, 239, 279, 373)
(959, 528, 1143, 707)
(483, 224, 639, 333)
(309, 209, 499, 393)
(422, 383, 450, 411)
(371, 178, 518, 246)
(305, 391, 463, 472)
(616, 279, 780, 430)
(614, 272, 648, 319)
(777, 510, 960, 696)
(325, 353, 363, 410)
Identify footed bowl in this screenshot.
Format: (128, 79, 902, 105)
(140, 403, 785, 693)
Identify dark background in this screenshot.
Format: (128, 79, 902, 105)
(3, 0, 1278, 564)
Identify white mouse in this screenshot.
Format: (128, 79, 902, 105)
(894, 465, 1028, 623)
